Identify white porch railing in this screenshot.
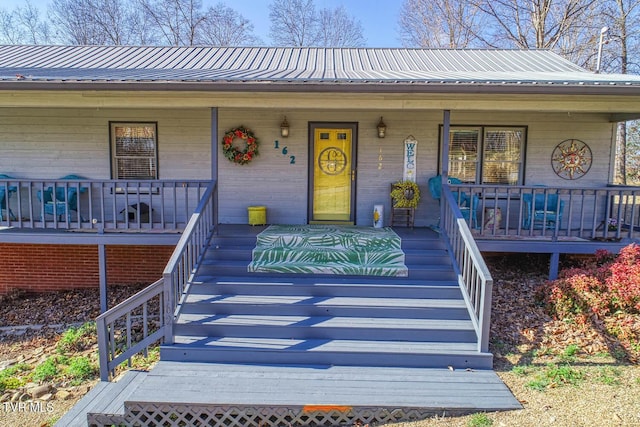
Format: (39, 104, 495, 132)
(441, 184, 494, 353)
(96, 181, 217, 381)
(0, 178, 209, 231)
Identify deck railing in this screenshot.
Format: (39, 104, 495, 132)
(441, 184, 494, 353)
(96, 279, 165, 381)
(0, 178, 209, 231)
(450, 184, 640, 241)
(96, 181, 217, 380)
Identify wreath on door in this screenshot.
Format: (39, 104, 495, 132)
(222, 126, 259, 165)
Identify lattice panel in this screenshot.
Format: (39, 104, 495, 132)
(88, 412, 127, 427)
(120, 403, 438, 426)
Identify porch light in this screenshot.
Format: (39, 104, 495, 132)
(280, 116, 290, 137)
(377, 116, 387, 138)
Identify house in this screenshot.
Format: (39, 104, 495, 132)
(2, 45, 640, 425)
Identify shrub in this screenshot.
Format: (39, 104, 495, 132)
(540, 244, 640, 320)
(65, 356, 98, 385)
(57, 321, 97, 353)
(32, 357, 59, 383)
(467, 413, 493, 427)
(0, 363, 31, 392)
(526, 364, 584, 391)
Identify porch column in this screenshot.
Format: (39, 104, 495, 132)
(441, 110, 451, 225)
(549, 252, 560, 280)
(211, 107, 218, 181)
(441, 110, 451, 180)
(211, 108, 219, 228)
(98, 244, 108, 313)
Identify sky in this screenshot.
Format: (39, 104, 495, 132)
(1, 0, 405, 47)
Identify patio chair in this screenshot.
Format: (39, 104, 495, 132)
(37, 174, 87, 222)
(0, 174, 17, 220)
(522, 192, 564, 230)
(390, 183, 416, 228)
(428, 175, 479, 229)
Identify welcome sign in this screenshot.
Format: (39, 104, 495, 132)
(403, 135, 418, 182)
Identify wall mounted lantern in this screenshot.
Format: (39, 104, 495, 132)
(280, 116, 290, 137)
(377, 116, 387, 138)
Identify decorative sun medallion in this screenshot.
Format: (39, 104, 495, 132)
(318, 147, 347, 175)
(551, 139, 592, 180)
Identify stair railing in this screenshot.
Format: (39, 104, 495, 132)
(96, 180, 217, 380)
(440, 184, 494, 353)
(163, 181, 217, 344)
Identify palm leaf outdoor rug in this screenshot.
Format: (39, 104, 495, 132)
(247, 224, 408, 276)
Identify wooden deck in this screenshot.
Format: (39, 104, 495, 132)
(58, 362, 520, 426)
(57, 224, 522, 426)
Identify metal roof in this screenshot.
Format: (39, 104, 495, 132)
(1, 45, 640, 92)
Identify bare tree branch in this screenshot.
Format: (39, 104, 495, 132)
(269, 0, 318, 46)
(316, 6, 366, 47)
(198, 2, 260, 46)
(137, 0, 205, 46)
(398, 0, 485, 48)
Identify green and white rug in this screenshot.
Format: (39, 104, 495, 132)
(247, 225, 408, 277)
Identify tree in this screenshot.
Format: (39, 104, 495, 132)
(398, 0, 485, 48)
(626, 120, 640, 184)
(472, 0, 597, 55)
(598, 0, 640, 184)
(0, 1, 52, 44)
(316, 6, 366, 47)
(137, 0, 206, 46)
(268, 0, 365, 47)
(50, 0, 105, 44)
(198, 2, 261, 46)
(50, 0, 152, 45)
(269, 0, 318, 46)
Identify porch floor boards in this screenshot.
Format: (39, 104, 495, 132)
(60, 362, 520, 427)
(129, 361, 520, 410)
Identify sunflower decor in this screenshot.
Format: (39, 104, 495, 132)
(391, 180, 421, 208)
(222, 126, 259, 165)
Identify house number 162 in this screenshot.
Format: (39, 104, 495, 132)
(274, 141, 295, 164)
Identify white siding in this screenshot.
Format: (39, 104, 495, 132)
(217, 109, 616, 227)
(0, 107, 211, 180)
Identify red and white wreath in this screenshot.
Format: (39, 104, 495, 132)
(222, 126, 259, 165)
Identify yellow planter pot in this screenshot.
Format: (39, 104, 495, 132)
(248, 206, 267, 225)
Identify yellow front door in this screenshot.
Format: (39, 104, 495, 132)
(311, 126, 355, 223)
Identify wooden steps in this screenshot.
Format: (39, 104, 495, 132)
(162, 225, 492, 370)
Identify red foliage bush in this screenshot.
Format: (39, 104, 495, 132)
(541, 244, 640, 320)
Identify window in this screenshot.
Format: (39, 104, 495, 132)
(110, 122, 158, 180)
(442, 126, 526, 185)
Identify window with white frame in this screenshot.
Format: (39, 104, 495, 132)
(110, 122, 158, 180)
(442, 126, 526, 185)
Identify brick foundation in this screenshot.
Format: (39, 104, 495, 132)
(0, 244, 175, 295)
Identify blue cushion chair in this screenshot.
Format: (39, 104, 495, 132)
(428, 175, 479, 229)
(522, 193, 564, 230)
(37, 175, 87, 222)
(0, 174, 17, 220)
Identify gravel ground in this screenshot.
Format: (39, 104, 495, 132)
(1, 255, 639, 427)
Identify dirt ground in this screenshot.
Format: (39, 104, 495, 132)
(1, 255, 639, 427)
